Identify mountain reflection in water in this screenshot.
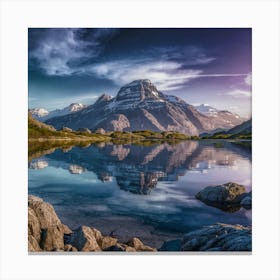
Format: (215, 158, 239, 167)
(28, 140, 251, 247)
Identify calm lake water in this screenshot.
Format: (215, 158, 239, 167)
(28, 140, 252, 248)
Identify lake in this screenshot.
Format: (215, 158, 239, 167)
(28, 140, 252, 248)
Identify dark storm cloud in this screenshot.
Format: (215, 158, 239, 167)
(29, 28, 119, 75)
(28, 28, 251, 116)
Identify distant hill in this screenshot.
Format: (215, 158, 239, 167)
(46, 80, 244, 135)
(201, 119, 252, 139)
(195, 104, 245, 127)
(227, 119, 252, 135)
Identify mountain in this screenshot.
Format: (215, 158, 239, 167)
(30, 103, 87, 121)
(195, 104, 244, 127)
(29, 108, 49, 119)
(227, 119, 252, 135)
(46, 80, 244, 135)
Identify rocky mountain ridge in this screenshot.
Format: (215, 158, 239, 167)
(45, 80, 244, 135)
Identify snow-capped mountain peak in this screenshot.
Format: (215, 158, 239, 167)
(29, 108, 49, 118)
(30, 103, 87, 121)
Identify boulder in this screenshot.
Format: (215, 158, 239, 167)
(28, 207, 41, 242)
(196, 182, 246, 204)
(27, 196, 157, 252)
(69, 226, 101, 252)
(28, 235, 41, 252)
(181, 223, 251, 251)
(104, 243, 136, 252)
(90, 227, 103, 244)
(28, 195, 61, 229)
(126, 237, 156, 252)
(64, 244, 78, 252)
(28, 195, 72, 252)
(99, 236, 118, 250)
(40, 224, 65, 251)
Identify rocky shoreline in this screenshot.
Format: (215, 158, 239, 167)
(28, 192, 252, 252)
(28, 195, 156, 252)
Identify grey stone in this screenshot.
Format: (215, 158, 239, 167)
(240, 191, 252, 209)
(196, 182, 246, 203)
(181, 223, 251, 251)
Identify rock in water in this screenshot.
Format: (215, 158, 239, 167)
(181, 223, 251, 251)
(195, 182, 249, 211)
(240, 191, 252, 209)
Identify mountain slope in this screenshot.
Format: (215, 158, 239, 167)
(227, 119, 252, 134)
(46, 80, 244, 135)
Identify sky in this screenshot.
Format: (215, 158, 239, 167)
(28, 28, 251, 117)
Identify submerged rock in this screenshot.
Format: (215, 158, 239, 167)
(180, 223, 251, 251)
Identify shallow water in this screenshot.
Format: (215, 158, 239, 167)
(28, 140, 252, 248)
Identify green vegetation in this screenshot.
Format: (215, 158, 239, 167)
(29, 114, 195, 143)
(28, 114, 199, 160)
(202, 131, 252, 140)
(28, 113, 252, 160)
(28, 113, 111, 141)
